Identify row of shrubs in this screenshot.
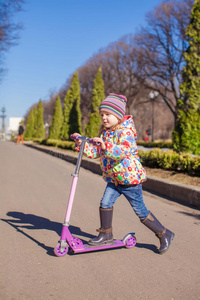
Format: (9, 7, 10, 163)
(139, 149, 200, 177)
(30, 138, 75, 151)
(137, 141, 173, 149)
(28, 138, 200, 177)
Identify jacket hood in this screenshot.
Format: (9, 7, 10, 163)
(119, 115, 137, 139)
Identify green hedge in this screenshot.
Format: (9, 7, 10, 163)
(25, 138, 75, 151)
(139, 149, 200, 176)
(41, 139, 75, 150)
(27, 139, 199, 177)
(137, 141, 173, 149)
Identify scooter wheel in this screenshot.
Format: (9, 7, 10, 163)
(54, 243, 68, 257)
(124, 234, 137, 249)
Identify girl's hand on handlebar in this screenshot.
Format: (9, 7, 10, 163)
(92, 137, 106, 150)
(71, 133, 82, 147)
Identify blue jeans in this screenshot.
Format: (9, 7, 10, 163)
(100, 182, 149, 221)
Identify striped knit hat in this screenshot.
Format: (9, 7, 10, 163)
(99, 93, 127, 120)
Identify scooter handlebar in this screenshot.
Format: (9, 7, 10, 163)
(70, 134, 80, 141)
(88, 138, 101, 146)
(70, 135, 100, 146)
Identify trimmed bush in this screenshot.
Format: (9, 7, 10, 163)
(137, 141, 173, 149)
(139, 149, 200, 176)
(42, 139, 75, 150)
(26, 139, 200, 177)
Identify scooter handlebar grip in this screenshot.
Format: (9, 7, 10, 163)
(70, 135, 100, 146)
(70, 134, 79, 141)
(89, 138, 101, 146)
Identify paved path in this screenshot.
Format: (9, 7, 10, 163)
(0, 141, 200, 300)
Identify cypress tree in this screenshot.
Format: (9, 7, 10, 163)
(35, 100, 45, 138)
(32, 106, 38, 138)
(49, 96, 63, 139)
(24, 108, 34, 139)
(60, 89, 72, 140)
(172, 0, 200, 155)
(61, 71, 82, 140)
(85, 67, 105, 137)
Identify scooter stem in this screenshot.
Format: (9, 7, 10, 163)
(64, 139, 87, 224)
(74, 139, 86, 176)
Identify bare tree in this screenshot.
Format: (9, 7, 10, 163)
(72, 36, 144, 123)
(0, 0, 24, 77)
(39, 0, 189, 139)
(100, 37, 144, 114)
(58, 35, 174, 139)
(133, 0, 193, 126)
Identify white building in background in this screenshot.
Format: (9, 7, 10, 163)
(8, 117, 24, 137)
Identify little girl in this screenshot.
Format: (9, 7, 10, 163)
(72, 93, 174, 254)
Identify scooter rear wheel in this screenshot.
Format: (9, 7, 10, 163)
(54, 243, 68, 257)
(123, 234, 137, 248)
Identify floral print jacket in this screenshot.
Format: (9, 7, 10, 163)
(76, 115, 147, 185)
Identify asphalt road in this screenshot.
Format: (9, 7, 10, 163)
(0, 141, 200, 300)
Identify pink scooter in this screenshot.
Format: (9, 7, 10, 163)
(54, 135, 137, 256)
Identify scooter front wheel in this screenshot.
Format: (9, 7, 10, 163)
(123, 234, 137, 249)
(54, 243, 68, 257)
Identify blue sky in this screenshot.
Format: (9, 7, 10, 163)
(0, 0, 162, 129)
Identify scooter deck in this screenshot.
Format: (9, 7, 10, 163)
(72, 239, 125, 253)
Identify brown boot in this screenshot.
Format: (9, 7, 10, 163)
(88, 207, 113, 246)
(142, 212, 175, 254)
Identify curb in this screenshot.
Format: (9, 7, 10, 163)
(26, 143, 200, 209)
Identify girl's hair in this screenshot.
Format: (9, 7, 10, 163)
(98, 119, 123, 136)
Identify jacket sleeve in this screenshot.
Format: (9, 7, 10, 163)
(75, 142, 101, 159)
(103, 128, 136, 160)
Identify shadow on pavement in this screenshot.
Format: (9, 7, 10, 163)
(135, 243, 158, 253)
(1, 211, 95, 256)
(1, 211, 159, 255)
(177, 211, 200, 220)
